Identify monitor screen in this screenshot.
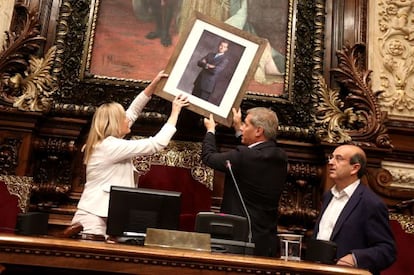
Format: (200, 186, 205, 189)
(106, 186, 182, 237)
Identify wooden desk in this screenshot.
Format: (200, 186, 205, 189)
(0, 234, 371, 275)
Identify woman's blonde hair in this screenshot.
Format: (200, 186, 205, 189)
(82, 102, 126, 164)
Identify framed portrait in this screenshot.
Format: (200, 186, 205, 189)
(154, 12, 266, 127)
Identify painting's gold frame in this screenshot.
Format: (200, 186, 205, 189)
(47, 0, 325, 133)
(155, 12, 267, 127)
(77, 0, 295, 101)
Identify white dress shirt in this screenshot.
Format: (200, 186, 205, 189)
(317, 180, 360, 241)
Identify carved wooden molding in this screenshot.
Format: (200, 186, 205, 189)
(278, 161, 322, 231)
(382, 161, 414, 190)
(132, 137, 214, 190)
(11, 46, 58, 112)
(314, 43, 393, 148)
(364, 166, 414, 208)
(30, 136, 76, 197)
(0, 3, 57, 112)
(0, 136, 21, 175)
(279, 180, 320, 230)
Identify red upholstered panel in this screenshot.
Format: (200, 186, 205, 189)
(0, 180, 20, 233)
(382, 219, 414, 275)
(138, 165, 212, 232)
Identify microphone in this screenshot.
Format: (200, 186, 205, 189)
(225, 160, 253, 244)
(400, 198, 414, 205)
(394, 198, 414, 209)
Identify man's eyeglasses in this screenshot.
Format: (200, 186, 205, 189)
(327, 154, 348, 163)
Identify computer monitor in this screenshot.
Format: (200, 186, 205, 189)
(106, 186, 182, 240)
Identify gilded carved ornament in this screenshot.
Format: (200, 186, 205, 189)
(313, 43, 392, 148)
(376, 0, 414, 117)
(0, 4, 56, 112)
(10, 46, 57, 112)
(0, 175, 32, 213)
(389, 213, 414, 234)
(132, 137, 214, 190)
(313, 75, 355, 144)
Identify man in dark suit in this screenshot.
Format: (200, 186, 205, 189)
(192, 40, 230, 102)
(201, 107, 288, 257)
(312, 144, 396, 275)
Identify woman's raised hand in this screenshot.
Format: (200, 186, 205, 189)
(166, 94, 189, 127)
(171, 94, 189, 114)
(144, 70, 169, 97)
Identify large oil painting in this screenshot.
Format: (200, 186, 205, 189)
(81, 0, 294, 100)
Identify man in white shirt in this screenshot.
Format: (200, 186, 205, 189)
(312, 144, 396, 275)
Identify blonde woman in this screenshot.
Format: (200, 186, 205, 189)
(64, 71, 189, 238)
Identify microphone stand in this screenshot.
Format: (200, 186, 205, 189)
(226, 160, 253, 244)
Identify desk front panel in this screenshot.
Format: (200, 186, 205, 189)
(0, 234, 371, 275)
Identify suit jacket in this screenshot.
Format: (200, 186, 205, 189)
(313, 183, 396, 274)
(202, 132, 288, 256)
(194, 52, 229, 94)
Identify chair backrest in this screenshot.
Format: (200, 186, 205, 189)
(195, 212, 249, 242)
(0, 175, 32, 233)
(132, 137, 213, 232)
(383, 213, 414, 275)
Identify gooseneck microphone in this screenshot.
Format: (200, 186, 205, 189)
(225, 160, 253, 244)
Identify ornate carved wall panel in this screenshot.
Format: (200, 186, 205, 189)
(0, 109, 41, 175)
(364, 0, 414, 212)
(368, 0, 414, 121)
(314, 43, 392, 148)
